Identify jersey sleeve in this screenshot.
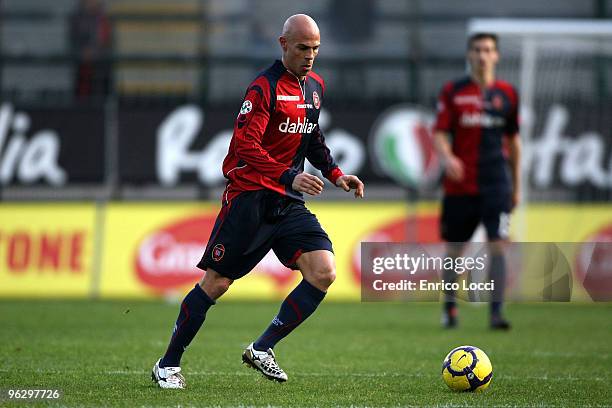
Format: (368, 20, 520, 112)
(233, 80, 291, 181)
(504, 86, 520, 137)
(434, 83, 454, 132)
(306, 126, 344, 184)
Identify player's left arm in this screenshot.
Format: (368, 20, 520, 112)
(335, 174, 365, 199)
(506, 86, 521, 210)
(507, 134, 521, 209)
(306, 127, 364, 198)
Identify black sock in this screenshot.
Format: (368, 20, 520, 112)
(489, 253, 506, 318)
(160, 284, 215, 367)
(443, 260, 457, 313)
(253, 279, 325, 351)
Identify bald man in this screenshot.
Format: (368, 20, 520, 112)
(151, 14, 364, 388)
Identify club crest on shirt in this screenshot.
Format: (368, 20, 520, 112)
(240, 100, 252, 115)
(492, 94, 504, 110)
(312, 91, 320, 109)
(212, 244, 225, 262)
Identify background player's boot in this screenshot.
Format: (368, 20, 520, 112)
(490, 301, 511, 330)
(242, 343, 288, 382)
(441, 303, 458, 328)
(151, 359, 186, 389)
(490, 315, 511, 330)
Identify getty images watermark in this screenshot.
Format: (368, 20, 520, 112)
(360, 242, 612, 302)
(371, 251, 492, 292)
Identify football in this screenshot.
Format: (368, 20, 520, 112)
(442, 345, 493, 392)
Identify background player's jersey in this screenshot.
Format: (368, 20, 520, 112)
(434, 76, 519, 196)
(222, 60, 343, 203)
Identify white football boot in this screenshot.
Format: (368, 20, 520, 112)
(151, 359, 186, 389)
(242, 343, 288, 382)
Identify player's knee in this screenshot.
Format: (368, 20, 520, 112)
(297, 250, 336, 290)
(200, 269, 234, 299)
(206, 277, 233, 299)
(323, 269, 336, 288)
(311, 262, 336, 289)
(213, 277, 233, 293)
(446, 242, 465, 258)
(488, 240, 505, 256)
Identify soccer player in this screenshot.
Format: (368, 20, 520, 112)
(151, 14, 364, 389)
(434, 33, 521, 330)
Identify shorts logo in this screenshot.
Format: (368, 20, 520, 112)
(240, 100, 252, 115)
(212, 244, 225, 262)
(312, 91, 320, 109)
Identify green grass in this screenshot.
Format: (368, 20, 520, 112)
(0, 300, 611, 407)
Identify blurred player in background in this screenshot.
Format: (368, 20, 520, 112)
(151, 14, 364, 389)
(434, 33, 521, 330)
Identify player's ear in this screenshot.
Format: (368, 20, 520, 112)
(492, 49, 500, 65)
(279, 36, 288, 52)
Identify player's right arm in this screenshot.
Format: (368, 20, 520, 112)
(434, 83, 464, 182)
(291, 172, 324, 196)
(435, 131, 464, 182)
(232, 80, 294, 185)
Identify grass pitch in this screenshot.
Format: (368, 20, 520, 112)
(0, 300, 610, 407)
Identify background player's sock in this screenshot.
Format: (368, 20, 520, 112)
(443, 301, 457, 328)
(160, 284, 215, 367)
(444, 301, 457, 315)
(491, 301, 502, 318)
(253, 279, 325, 351)
(441, 257, 459, 327)
(489, 253, 506, 318)
(442, 263, 457, 312)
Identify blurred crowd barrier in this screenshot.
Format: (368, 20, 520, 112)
(0, 202, 610, 300)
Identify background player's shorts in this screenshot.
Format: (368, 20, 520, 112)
(197, 190, 333, 279)
(440, 194, 511, 242)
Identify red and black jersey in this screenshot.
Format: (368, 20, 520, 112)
(221, 60, 343, 203)
(434, 76, 519, 196)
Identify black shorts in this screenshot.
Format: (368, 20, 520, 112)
(440, 194, 511, 242)
(197, 190, 333, 280)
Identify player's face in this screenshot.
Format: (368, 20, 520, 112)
(280, 31, 320, 79)
(467, 38, 499, 75)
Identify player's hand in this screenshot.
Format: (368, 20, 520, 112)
(292, 172, 324, 196)
(445, 155, 465, 182)
(335, 175, 365, 198)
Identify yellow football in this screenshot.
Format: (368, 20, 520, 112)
(442, 345, 493, 392)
